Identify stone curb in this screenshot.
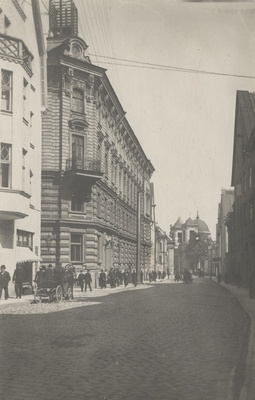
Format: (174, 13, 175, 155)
(211, 278, 255, 400)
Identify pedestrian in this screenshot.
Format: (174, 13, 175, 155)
(46, 264, 54, 281)
(109, 268, 116, 288)
(0, 265, 11, 300)
(217, 272, 222, 285)
(140, 269, 144, 283)
(84, 269, 92, 292)
(99, 269, 106, 289)
(12, 264, 24, 298)
(53, 263, 65, 286)
(34, 266, 47, 288)
(132, 269, 136, 286)
(123, 269, 129, 287)
(78, 269, 85, 292)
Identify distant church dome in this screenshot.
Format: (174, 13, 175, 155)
(184, 217, 196, 226)
(195, 213, 210, 233)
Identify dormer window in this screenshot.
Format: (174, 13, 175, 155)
(72, 88, 84, 114)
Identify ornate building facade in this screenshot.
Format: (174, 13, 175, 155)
(41, 0, 154, 273)
(0, 0, 45, 291)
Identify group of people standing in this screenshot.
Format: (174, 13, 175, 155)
(77, 269, 93, 292)
(0, 264, 25, 300)
(0, 262, 173, 301)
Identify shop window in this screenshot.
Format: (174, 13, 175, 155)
(70, 234, 83, 262)
(1, 70, 12, 112)
(0, 143, 11, 187)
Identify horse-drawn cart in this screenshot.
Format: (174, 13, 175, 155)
(33, 263, 76, 303)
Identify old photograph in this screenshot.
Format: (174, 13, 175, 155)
(1, 0, 255, 399)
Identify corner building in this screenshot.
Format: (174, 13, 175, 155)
(41, 0, 155, 272)
(0, 0, 45, 292)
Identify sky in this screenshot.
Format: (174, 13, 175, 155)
(75, 0, 255, 239)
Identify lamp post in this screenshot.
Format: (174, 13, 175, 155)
(208, 245, 212, 279)
(136, 190, 141, 285)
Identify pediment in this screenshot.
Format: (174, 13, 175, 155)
(48, 37, 91, 63)
(64, 38, 91, 62)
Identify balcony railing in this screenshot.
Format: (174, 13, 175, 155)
(66, 157, 102, 174)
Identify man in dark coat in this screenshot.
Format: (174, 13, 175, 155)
(12, 265, 24, 298)
(77, 270, 85, 292)
(34, 266, 48, 288)
(0, 265, 11, 300)
(53, 264, 65, 286)
(84, 269, 92, 292)
(123, 269, 129, 287)
(99, 269, 106, 289)
(132, 269, 137, 286)
(46, 264, 54, 281)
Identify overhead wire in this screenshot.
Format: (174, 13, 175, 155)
(79, 2, 99, 66)
(100, 0, 122, 98)
(88, 54, 255, 80)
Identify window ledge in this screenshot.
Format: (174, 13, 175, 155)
(1, 109, 13, 115)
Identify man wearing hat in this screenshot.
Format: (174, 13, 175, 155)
(0, 265, 11, 300)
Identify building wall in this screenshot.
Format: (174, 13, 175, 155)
(229, 91, 255, 290)
(216, 189, 234, 277)
(0, 0, 44, 293)
(41, 34, 154, 273)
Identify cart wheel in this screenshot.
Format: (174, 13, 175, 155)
(67, 287, 73, 301)
(55, 285, 63, 302)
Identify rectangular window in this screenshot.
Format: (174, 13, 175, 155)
(72, 88, 84, 113)
(17, 230, 33, 248)
(71, 234, 83, 262)
(1, 70, 12, 112)
(0, 143, 11, 187)
(72, 135, 84, 168)
(23, 78, 28, 122)
(22, 148, 27, 191)
(177, 232, 182, 243)
(71, 197, 83, 212)
(105, 151, 108, 177)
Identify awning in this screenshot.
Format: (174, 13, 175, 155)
(15, 247, 42, 263)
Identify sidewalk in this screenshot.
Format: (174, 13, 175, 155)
(213, 278, 255, 400)
(0, 278, 176, 308)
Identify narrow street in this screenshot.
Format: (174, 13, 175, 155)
(0, 278, 250, 400)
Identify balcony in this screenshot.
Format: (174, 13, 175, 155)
(65, 157, 104, 180)
(0, 189, 30, 220)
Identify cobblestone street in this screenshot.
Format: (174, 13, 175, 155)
(0, 278, 250, 400)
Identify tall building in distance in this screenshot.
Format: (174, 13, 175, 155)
(0, 0, 45, 292)
(41, 0, 155, 273)
(170, 213, 210, 274)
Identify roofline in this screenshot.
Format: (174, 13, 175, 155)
(49, 51, 155, 173)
